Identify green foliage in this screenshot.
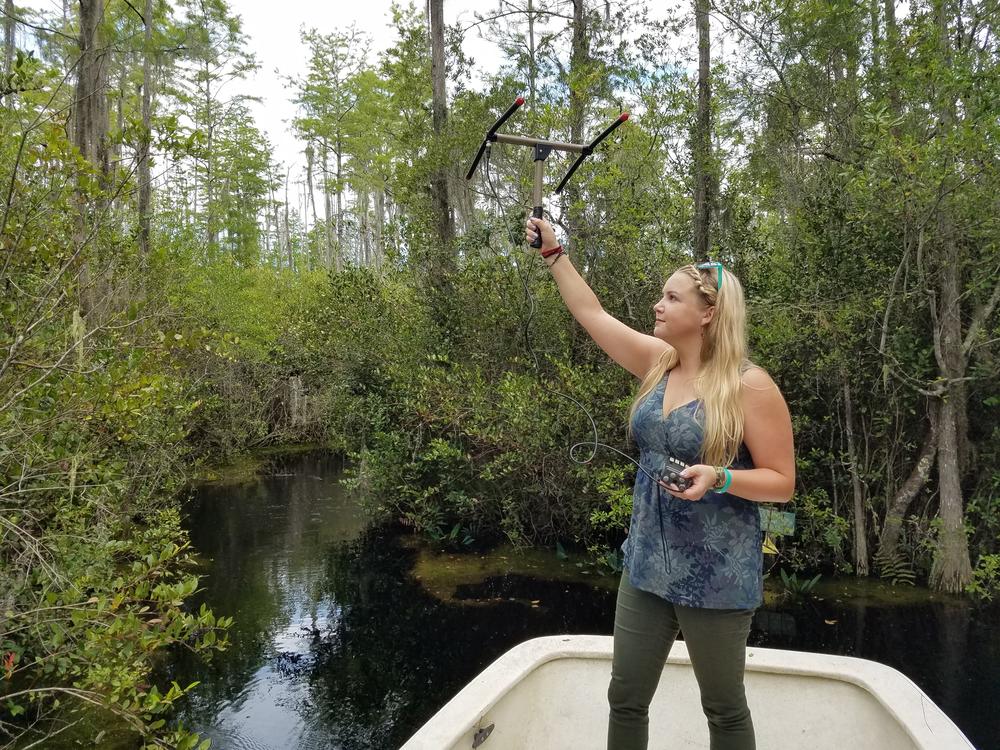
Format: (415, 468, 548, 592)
(779, 569, 822, 601)
(427, 522, 476, 550)
(966, 555, 1000, 602)
(588, 464, 635, 540)
(0, 285, 234, 746)
(295, 260, 640, 549)
(780, 488, 852, 574)
(0, 17, 243, 745)
(603, 548, 625, 574)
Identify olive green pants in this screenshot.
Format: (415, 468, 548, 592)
(606, 570, 756, 750)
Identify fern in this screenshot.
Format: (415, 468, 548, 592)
(874, 548, 917, 586)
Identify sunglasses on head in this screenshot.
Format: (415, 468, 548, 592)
(695, 261, 723, 290)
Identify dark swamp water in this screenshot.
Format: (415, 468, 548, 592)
(160, 451, 996, 750)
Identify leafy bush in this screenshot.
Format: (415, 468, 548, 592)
(966, 555, 1000, 602)
(779, 488, 851, 574)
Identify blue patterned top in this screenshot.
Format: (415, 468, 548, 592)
(620, 370, 763, 610)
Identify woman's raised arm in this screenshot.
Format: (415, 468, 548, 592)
(526, 217, 668, 379)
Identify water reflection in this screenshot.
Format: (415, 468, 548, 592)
(172, 452, 997, 750)
(304, 526, 617, 749)
(174, 452, 616, 749)
(172, 451, 370, 749)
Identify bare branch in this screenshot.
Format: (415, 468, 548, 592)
(463, 7, 574, 34)
(963, 271, 1000, 362)
(0, 7, 77, 42)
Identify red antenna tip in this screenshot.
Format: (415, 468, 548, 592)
(620, 112, 630, 121)
(515, 97, 525, 105)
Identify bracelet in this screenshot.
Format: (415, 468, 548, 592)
(547, 252, 566, 268)
(540, 244, 563, 258)
(712, 466, 725, 489)
(718, 468, 733, 493)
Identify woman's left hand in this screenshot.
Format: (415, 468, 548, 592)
(657, 464, 717, 501)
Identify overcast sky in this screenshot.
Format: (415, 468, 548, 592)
(230, 0, 506, 170)
(17, 0, 506, 169)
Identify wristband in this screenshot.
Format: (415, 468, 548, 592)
(540, 244, 563, 258)
(718, 468, 733, 493)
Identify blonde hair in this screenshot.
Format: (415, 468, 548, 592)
(627, 263, 753, 467)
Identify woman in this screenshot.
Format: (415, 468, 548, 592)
(525, 216, 795, 750)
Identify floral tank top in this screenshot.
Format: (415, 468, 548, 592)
(620, 370, 763, 609)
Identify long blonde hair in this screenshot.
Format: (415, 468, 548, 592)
(627, 263, 752, 467)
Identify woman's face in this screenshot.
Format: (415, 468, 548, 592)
(652, 271, 712, 342)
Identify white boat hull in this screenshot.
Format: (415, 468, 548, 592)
(401, 635, 975, 750)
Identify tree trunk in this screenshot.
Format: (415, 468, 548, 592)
(429, 0, 454, 255)
(878, 399, 939, 561)
(321, 144, 333, 269)
(73, 0, 110, 181)
(335, 133, 344, 270)
(927, 0, 972, 594)
(113, 64, 126, 168)
(72, 0, 111, 319)
(3, 0, 14, 78)
(359, 188, 370, 266)
(565, 0, 590, 271)
(568, 0, 587, 157)
(870, 0, 880, 72)
(693, 0, 714, 261)
(929, 242, 973, 592)
(884, 0, 901, 117)
(842, 377, 869, 576)
(271, 199, 280, 263)
(203, 61, 217, 253)
(374, 186, 385, 268)
(305, 143, 317, 236)
(137, 0, 153, 267)
(527, 0, 537, 107)
(264, 183, 273, 258)
(283, 167, 291, 265)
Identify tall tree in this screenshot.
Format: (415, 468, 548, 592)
(842, 374, 869, 576)
(72, 0, 111, 318)
(173, 0, 257, 258)
(3, 0, 14, 78)
(429, 0, 454, 254)
(72, 0, 110, 182)
(137, 0, 154, 265)
(290, 25, 368, 271)
(926, 0, 975, 593)
(692, 0, 714, 261)
(564, 0, 591, 268)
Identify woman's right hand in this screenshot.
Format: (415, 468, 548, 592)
(524, 216, 559, 253)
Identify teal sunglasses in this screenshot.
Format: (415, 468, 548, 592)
(696, 261, 723, 290)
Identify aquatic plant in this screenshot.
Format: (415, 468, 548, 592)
(779, 569, 822, 601)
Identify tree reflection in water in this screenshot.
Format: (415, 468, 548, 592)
(163, 451, 997, 750)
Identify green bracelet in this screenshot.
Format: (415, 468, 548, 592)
(718, 467, 733, 493)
